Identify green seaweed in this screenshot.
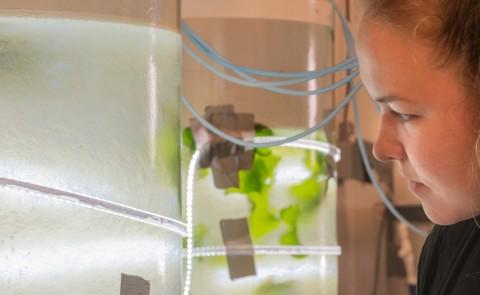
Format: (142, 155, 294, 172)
(182, 224, 209, 262)
(198, 168, 209, 179)
(182, 223, 208, 248)
(185, 125, 333, 250)
(290, 175, 327, 212)
(222, 124, 282, 240)
(226, 149, 282, 240)
(279, 149, 332, 250)
(182, 127, 196, 152)
(194, 223, 209, 247)
(248, 191, 281, 239)
(279, 205, 301, 246)
(279, 205, 306, 259)
(255, 279, 295, 295)
(255, 123, 274, 137)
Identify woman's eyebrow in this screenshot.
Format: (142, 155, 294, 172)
(374, 95, 413, 103)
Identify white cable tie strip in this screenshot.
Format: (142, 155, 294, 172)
(0, 177, 187, 237)
(189, 245, 342, 257)
(253, 137, 341, 162)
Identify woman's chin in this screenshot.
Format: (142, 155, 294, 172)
(422, 205, 473, 226)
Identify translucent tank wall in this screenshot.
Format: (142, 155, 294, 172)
(182, 1, 341, 294)
(0, 1, 183, 294)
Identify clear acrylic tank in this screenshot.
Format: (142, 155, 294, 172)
(0, 1, 183, 294)
(182, 0, 342, 294)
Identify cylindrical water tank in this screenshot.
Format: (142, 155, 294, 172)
(0, 1, 183, 294)
(182, 0, 342, 294)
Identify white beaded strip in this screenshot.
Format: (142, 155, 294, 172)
(189, 245, 342, 257)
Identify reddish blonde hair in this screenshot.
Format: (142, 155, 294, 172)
(360, 0, 480, 86)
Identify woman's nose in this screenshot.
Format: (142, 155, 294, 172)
(372, 122, 406, 162)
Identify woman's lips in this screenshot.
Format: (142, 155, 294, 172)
(408, 180, 425, 194)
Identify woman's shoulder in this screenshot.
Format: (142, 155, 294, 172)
(417, 218, 480, 295)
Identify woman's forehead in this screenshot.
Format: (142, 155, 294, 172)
(356, 19, 467, 108)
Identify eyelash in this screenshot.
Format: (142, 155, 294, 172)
(390, 110, 415, 122)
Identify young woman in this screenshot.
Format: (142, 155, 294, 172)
(355, 1, 480, 294)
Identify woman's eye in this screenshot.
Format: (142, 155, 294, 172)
(391, 110, 415, 122)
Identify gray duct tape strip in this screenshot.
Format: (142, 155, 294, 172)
(120, 274, 150, 295)
(220, 218, 257, 280)
(190, 105, 255, 189)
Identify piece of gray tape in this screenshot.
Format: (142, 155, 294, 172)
(205, 105, 234, 118)
(120, 274, 150, 295)
(235, 113, 255, 140)
(210, 112, 237, 134)
(190, 118, 212, 149)
(198, 141, 236, 169)
(220, 218, 257, 280)
(210, 145, 254, 188)
(211, 156, 240, 188)
(238, 149, 254, 170)
(190, 104, 256, 188)
(190, 105, 256, 149)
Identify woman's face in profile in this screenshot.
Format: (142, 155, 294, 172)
(355, 18, 480, 225)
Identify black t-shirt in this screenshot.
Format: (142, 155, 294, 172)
(417, 217, 480, 294)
